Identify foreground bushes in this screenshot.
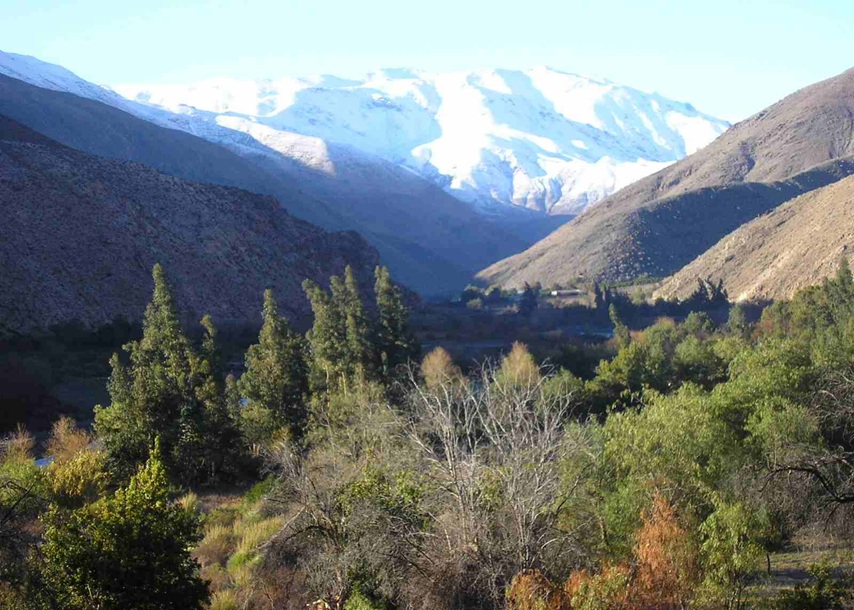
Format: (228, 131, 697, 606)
(6, 262, 854, 608)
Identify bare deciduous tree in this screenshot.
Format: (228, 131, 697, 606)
(404, 359, 591, 605)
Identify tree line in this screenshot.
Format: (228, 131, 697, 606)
(3, 262, 854, 609)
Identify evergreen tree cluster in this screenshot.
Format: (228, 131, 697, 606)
(94, 263, 418, 485)
(95, 264, 244, 485)
(303, 265, 418, 394)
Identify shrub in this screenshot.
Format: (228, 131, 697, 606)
(766, 562, 850, 610)
(506, 570, 565, 610)
(47, 449, 109, 508)
(41, 442, 209, 609)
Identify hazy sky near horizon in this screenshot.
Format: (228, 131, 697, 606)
(2, 0, 852, 121)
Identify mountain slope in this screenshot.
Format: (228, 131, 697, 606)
(115, 66, 728, 215)
(0, 53, 542, 295)
(0, 114, 380, 333)
(478, 67, 854, 289)
(655, 173, 854, 302)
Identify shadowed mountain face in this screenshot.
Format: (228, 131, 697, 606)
(477, 67, 854, 290)
(656, 173, 854, 303)
(0, 115, 380, 333)
(0, 72, 552, 296)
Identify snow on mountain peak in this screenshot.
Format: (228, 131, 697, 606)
(0, 49, 729, 216)
(114, 66, 729, 214)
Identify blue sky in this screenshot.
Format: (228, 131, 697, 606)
(2, 0, 852, 121)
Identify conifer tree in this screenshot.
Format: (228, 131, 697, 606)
(610, 303, 631, 349)
(374, 266, 418, 380)
(96, 264, 195, 480)
(239, 290, 309, 439)
(192, 315, 244, 479)
(519, 282, 538, 316)
(303, 278, 347, 393)
(95, 264, 240, 483)
(727, 304, 751, 339)
(342, 266, 375, 382)
(304, 267, 375, 394)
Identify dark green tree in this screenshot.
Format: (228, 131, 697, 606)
(42, 441, 209, 610)
(610, 303, 631, 349)
(192, 315, 245, 480)
(95, 264, 241, 484)
(687, 277, 728, 306)
(95, 264, 196, 481)
(304, 267, 375, 394)
(342, 266, 375, 383)
(304, 277, 348, 393)
(519, 282, 538, 316)
(727, 303, 751, 339)
(239, 290, 309, 439)
(593, 281, 608, 311)
(374, 266, 419, 381)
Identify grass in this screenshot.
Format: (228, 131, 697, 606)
(208, 589, 239, 610)
(195, 523, 234, 567)
(227, 515, 285, 571)
(765, 548, 854, 592)
(191, 485, 286, 600)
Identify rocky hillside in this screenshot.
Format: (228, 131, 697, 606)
(0, 115, 380, 333)
(656, 173, 854, 302)
(0, 57, 549, 295)
(477, 67, 854, 289)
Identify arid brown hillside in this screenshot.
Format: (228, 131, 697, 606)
(656, 174, 854, 302)
(0, 116, 380, 334)
(0, 73, 544, 295)
(478, 67, 854, 289)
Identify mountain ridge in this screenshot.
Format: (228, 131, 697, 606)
(113, 64, 729, 215)
(477, 66, 854, 290)
(0, 114, 381, 333)
(0, 56, 540, 295)
(655, 172, 854, 302)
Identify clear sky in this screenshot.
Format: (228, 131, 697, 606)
(2, 0, 852, 121)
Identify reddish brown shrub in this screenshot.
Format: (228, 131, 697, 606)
(629, 492, 699, 610)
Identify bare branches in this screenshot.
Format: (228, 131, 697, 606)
(403, 358, 589, 601)
(767, 365, 854, 512)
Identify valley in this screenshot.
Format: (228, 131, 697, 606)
(3, 14, 854, 609)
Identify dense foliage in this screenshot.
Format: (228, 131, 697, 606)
(4, 262, 854, 608)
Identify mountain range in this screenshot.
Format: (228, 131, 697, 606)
(479, 67, 854, 292)
(5, 46, 853, 329)
(115, 67, 729, 216)
(0, 50, 728, 296)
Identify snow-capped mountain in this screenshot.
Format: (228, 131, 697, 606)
(114, 67, 730, 214)
(0, 50, 728, 216)
(0, 50, 549, 295)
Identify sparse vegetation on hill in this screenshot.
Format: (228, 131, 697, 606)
(479, 67, 854, 290)
(657, 174, 854, 303)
